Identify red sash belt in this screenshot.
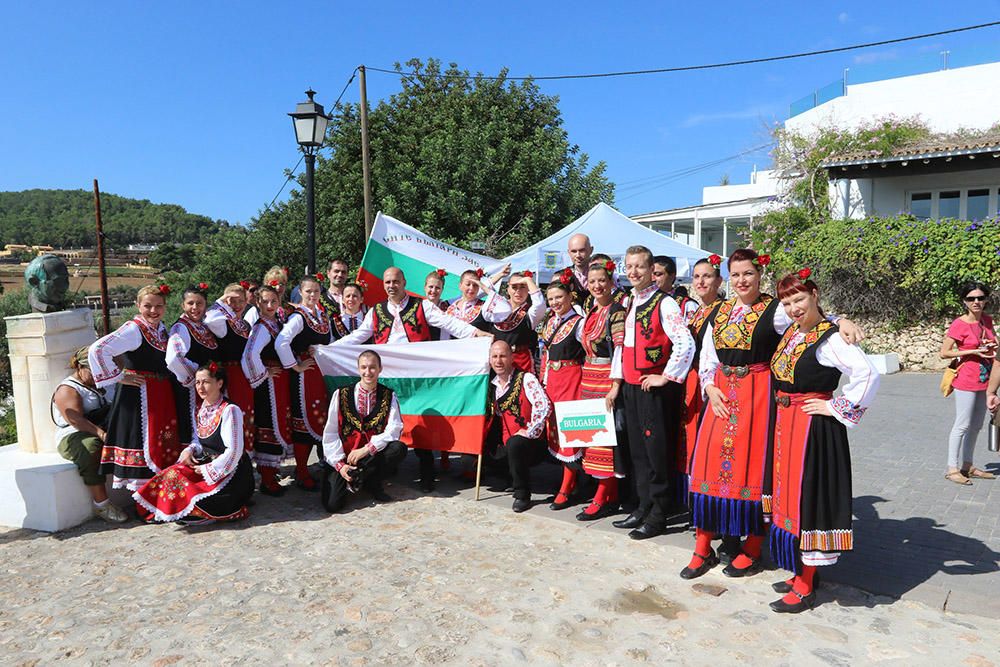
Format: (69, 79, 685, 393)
(774, 391, 832, 407)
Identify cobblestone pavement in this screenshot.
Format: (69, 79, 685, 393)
(1, 373, 998, 665)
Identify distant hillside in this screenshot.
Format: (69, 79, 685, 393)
(0, 189, 230, 248)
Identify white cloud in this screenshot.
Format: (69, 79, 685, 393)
(838, 11, 850, 24)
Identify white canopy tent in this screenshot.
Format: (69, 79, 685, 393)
(500, 203, 712, 282)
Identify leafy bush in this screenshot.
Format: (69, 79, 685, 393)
(750, 214, 1000, 319)
(0, 289, 31, 400)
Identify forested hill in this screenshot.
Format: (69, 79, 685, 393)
(0, 189, 230, 247)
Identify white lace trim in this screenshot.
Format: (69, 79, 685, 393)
(139, 383, 160, 474)
(268, 377, 292, 455)
(298, 368, 323, 442)
(132, 469, 233, 523)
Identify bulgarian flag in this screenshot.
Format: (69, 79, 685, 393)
(313, 337, 492, 455)
(356, 212, 507, 306)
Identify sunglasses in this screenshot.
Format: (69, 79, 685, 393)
(965, 296, 987, 302)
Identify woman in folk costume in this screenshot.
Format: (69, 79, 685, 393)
(134, 363, 255, 526)
(443, 267, 512, 337)
(491, 270, 547, 374)
(166, 284, 218, 448)
(576, 260, 628, 520)
(89, 285, 182, 492)
(241, 285, 293, 496)
(677, 256, 724, 503)
(423, 270, 449, 342)
(681, 249, 862, 580)
(204, 283, 255, 448)
(331, 283, 369, 341)
(764, 269, 878, 613)
(276, 274, 332, 491)
(540, 275, 586, 510)
(245, 266, 291, 326)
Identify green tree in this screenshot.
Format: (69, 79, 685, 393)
(200, 58, 614, 284)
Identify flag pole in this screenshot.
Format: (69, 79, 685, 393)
(474, 453, 483, 501)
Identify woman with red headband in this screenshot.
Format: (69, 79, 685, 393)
(89, 284, 182, 492)
(443, 266, 512, 337)
(276, 274, 332, 491)
(134, 363, 254, 525)
(166, 284, 218, 448)
(491, 270, 546, 374)
(423, 270, 449, 341)
(764, 269, 878, 612)
(681, 249, 862, 582)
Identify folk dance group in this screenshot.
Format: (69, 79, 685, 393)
(55, 237, 879, 614)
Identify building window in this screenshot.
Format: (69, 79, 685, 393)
(910, 192, 932, 219)
(967, 188, 990, 220)
(939, 191, 961, 219)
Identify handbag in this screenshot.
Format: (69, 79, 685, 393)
(940, 359, 964, 398)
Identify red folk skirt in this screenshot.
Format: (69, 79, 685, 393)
(579, 361, 622, 479)
(252, 362, 293, 469)
(290, 356, 329, 446)
(512, 346, 534, 375)
(221, 361, 255, 452)
(765, 391, 854, 574)
(542, 360, 583, 462)
(676, 366, 702, 500)
(133, 455, 253, 523)
(688, 363, 773, 537)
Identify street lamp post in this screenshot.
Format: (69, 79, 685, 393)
(288, 89, 329, 275)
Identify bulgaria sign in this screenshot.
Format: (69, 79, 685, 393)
(554, 399, 617, 449)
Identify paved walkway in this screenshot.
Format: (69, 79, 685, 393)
(0, 372, 998, 665)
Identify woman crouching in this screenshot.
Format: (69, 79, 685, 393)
(134, 363, 254, 526)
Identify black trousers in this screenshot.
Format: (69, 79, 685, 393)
(503, 435, 547, 500)
(321, 440, 407, 512)
(622, 381, 683, 528)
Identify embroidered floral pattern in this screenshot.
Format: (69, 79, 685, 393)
(180, 316, 218, 349)
(689, 299, 719, 336)
(294, 304, 331, 335)
(830, 395, 866, 425)
(133, 317, 168, 351)
(541, 313, 582, 346)
(635, 290, 666, 338)
(497, 371, 528, 428)
(493, 302, 529, 332)
(446, 299, 484, 323)
(770, 320, 834, 383)
(196, 399, 227, 439)
(713, 296, 773, 351)
(339, 385, 392, 437)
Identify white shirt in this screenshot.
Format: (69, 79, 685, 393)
(275, 304, 326, 369)
(51, 378, 115, 446)
(333, 296, 479, 345)
(182, 402, 245, 485)
(205, 300, 242, 338)
(241, 318, 281, 388)
(165, 319, 217, 388)
(88, 319, 167, 389)
(610, 284, 695, 383)
(491, 371, 550, 440)
(322, 384, 404, 468)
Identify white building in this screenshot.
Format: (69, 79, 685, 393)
(634, 59, 1000, 241)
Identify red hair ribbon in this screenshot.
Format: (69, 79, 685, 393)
(604, 260, 615, 272)
(436, 268, 447, 278)
(158, 284, 170, 295)
(315, 272, 325, 282)
(197, 282, 208, 291)
(797, 267, 812, 280)
(523, 270, 533, 278)
(239, 280, 250, 290)
(475, 268, 484, 278)
(708, 254, 723, 267)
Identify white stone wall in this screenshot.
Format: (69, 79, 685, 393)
(855, 316, 951, 372)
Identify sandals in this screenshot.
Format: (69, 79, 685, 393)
(945, 471, 973, 485)
(962, 467, 996, 480)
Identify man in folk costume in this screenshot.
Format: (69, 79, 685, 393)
(487, 340, 552, 513)
(609, 245, 696, 540)
(320, 350, 407, 512)
(332, 266, 491, 491)
(652, 255, 699, 321)
(559, 233, 594, 306)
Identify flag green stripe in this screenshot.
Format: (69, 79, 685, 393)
(324, 374, 488, 417)
(362, 239, 464, 301)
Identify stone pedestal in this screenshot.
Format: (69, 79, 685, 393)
(5, 309, 97, 453)
(0, 446, 94, 532)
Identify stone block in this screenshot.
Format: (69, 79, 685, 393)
(0, 445, 94, 532)
(866, 353, 900, 375)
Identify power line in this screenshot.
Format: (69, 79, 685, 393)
(616, 143, 773, 190)
(368, 20, 1000, 82)
(616, 144, 772, 203)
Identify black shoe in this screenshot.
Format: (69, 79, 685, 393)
(576, 503, 620, 522)
(718, 536, 742, 565)
(612, 509, 646, 529)
(512, 498, 531, 513)
(772, 571, 820, 594)
(549, 494, 573, 511)
(722, 554, 764, 578)
(769, 590, 817, 614)
(259, 482, 285, 497)
(369, 487, 392, 503)
(628, 523, 665, 540)
(420, 476, 436, 493)
(679, 549, 719, 580)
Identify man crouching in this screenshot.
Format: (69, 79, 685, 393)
(320, 350, 407, 512)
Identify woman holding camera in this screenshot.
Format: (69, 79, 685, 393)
(940, 281, 997, 485)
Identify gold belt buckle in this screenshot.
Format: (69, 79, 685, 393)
(775, 394, 791, 408)
(722, 365, 749, 378)
(550, 361, 562, 370)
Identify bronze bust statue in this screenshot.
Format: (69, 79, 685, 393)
(24, 254, 70, 313)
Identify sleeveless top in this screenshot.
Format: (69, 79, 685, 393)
(196, 400, 233, 458)
(581, 302, 626, 360)
(491, 301, 538, 349)
(541, 313, 584, 362)
(173, 316, 218, 366)
(51, 378, 113, 445)
(289, 304, 333, 354)
(214, 307, 252, 362)
(770, 321, 842, 394)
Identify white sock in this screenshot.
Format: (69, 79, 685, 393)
(93, 499, 110, 509)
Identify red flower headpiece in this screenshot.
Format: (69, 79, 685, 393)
(268, 279, 281, 288)
(238, 280, 250, 290)
(197, 282, 208, 291)
(604, 259, 615, 273)
(436, 268, 447, 278)
(357, 279, 368, 292)
(559, 268, 573, 285)
(475, 267, 484, 279)
(797, 267, 812, 280)
(158, 284, 170, 295)
(315, 272, 325, 282)
(753, 254, 771, 268)
(523, 270, 533, 278)
(207, 361, 219, 374)
(707, 254, 723, 267)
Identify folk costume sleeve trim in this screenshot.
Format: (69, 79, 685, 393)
(275, 313, 304, 369)
(244, 306, 259, 327)
(479, 289, 513, 323)
(166, 323, 197, 387)
(203, 302, 231, 338)
(242, 322, 270, 388)
(89, 321, 142, 388)
(322, 388, 345, 467)
(527, 290, 547, 328)
(659, 296, 696, 383)
(425, 300, 479, 339)
(815, 335, 880, 429)
(333, 309, 377, 346)
(197, 405, 244, 485)
(698, 322, 721, 392)
(522, 372, 552, 439)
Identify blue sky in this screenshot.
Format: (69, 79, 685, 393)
(2, 2, 999, 226)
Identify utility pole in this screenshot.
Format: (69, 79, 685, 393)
(92, 179, 111, 335)
(359, 65, 373, 241)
